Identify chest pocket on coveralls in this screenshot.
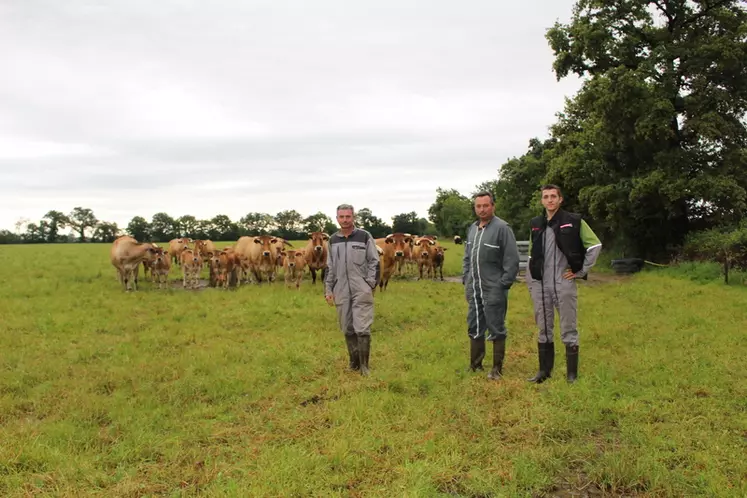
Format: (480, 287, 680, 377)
(483, 243, 501, 263)
(351, 243, 367, 266)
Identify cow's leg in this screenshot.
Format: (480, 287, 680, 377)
(310, 268, 317, 284)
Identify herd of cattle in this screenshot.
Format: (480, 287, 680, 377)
(109, 232, 451, 291)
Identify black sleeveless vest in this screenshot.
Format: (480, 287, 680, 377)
(529, 209, 585, 279)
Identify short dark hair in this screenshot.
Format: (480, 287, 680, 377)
(540, 184, 563, 197)
(473, 191, 494, 204)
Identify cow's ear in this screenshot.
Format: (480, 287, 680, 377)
(432, 235, 438, 240)
(164, 250, 169, 255)
(322, 233, 329, 241)
(270, 238, 278, 244)
(254, 238, 262, 244)
(308, 233, 314, 239)
(404, 237, 411, 243)
(414, 240, 421, 246)
(280, 251, 287, 257)
(442, 247, 448, 251)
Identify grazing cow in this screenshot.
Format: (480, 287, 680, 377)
(431, 245, 447, 280)
(168, 238, 192, 265)
(141, 243, 160, 279)
(180, 249, 203, 289)
(281, 250, 307, 289)
(110, 236, 158, 291)
(150, 247, 171, 289)
(304, 231, 329, 285)
(454, 235, 462, 245)
(412, 236, 438, 280)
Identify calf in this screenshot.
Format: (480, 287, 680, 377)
(180, 249, 203, 289)
(282, 250, 307, 289)
(304, 231, 329, 285)
(150, 247, 171, 289)
(431, 245, 447, 281)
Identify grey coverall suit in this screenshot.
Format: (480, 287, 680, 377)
(526, 221, 602, 346)
(463, 216, 520, 341)
(325, 228, 380, 337)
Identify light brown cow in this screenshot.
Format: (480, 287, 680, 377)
(235, 235, 280, 283)
(221, 246, 242, 287)
(412, 236, 439, 280)
(168, 238, 193, 265)
(431, 245, 447, 281)
(281, 250, 307, 289)
(110, 236, 158, 291)
(374, 234, 409, 291)
(150, 247, 171, 289)
(180, 249, 203, 289)
(193, 239, 217, 259)
(304, 231, 329, 285)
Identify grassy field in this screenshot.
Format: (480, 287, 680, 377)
(0, 241, 745, 497)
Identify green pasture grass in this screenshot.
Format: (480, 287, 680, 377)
(0, 243, 744, 497)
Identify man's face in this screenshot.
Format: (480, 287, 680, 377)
(541, 189, 563, 212)
(474, 195, 494, 220)
(336, 209, 354, 230)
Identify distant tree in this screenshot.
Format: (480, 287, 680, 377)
(193, 219, 211, 240)
(274, 210, 304, 239)
(126, 216, 151, 241)
(150, 212, 178, 242)
(240, 212, 274, 235)
(355, 207, 392, 238)
(210, 214, 239, 241)
(0, 229, 22, 244)
(176, 215, 199, 238)
(303, 212, 333, 233)
(427, 188, 473, 237)
(67, 207, 97, 242)
(23, 222, 46, 243)
(392, 211, 425, 235)
(486, 137, 555, 232)
(43, 210, 68, 243)
(93, 221, 120, 243)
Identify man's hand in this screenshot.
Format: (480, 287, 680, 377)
(325, 294, 334, 306)
(563, 270, 576, 280)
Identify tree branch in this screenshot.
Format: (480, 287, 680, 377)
(681, 0, 731, 29)
(651, 0, 674, 27)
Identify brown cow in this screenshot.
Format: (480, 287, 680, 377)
(304, 231, 329, 285)
(235, 235, 280, 283)
(180, 249, 203, 289)
(150, 247, 171, 289)
(193, 239, 217, 259)
(374, 233, 411, 291)
(168, 238, 192, 265)
(110, 236, 158, 291)
(412, 236, 438, 280)
(281, 250, 307, 289)
(431, 245, 447, 281)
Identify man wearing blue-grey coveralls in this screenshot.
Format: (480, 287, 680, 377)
(463, 191, 520, 380)
(325, 204, 380, 376)
(527, 184, 602, 384)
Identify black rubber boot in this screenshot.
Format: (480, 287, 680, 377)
(469, 338, 486, 372)
(358, 335, 371, 376)
(487, 337, 506, 380)
(528, 342, 552, 383)
(566, 344, 579, 383)
(345, 335, 360, 371)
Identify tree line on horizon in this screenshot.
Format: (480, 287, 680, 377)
(2, 1, 746, 271)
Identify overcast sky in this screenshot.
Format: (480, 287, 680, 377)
(0, 0, 582, 233)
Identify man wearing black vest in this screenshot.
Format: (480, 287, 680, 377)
(526, 185, 602, 383)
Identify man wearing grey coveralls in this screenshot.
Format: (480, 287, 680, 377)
(463, 192, 520, 380)
(325, 204, 380, 376)
(527, 184, 602, 384)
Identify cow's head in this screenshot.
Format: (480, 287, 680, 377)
(386, 233, 411, 258)
(308, 232, 329, 253)
(254, 236, 276, 258)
